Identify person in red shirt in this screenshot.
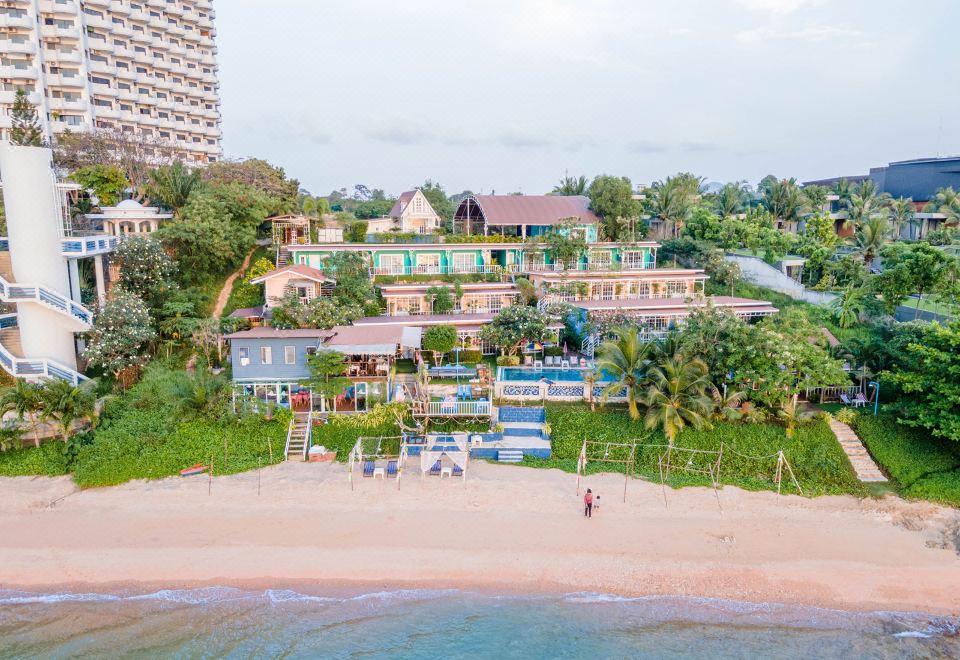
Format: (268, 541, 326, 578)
(584, 488, 594, 518)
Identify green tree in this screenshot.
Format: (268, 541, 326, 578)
(643, 353, 713, 446)
(306, 350, 350, 409)
(202, 158, 299, 216)
(69, 164, 129, 207)
(775, 395, 815, 439)
(354, 199, 395, 219)
(802, 184, 830, 211)
(803, 213, 838, 247)
(10, 88, 43, 146)
(712, 181, 751, 218)
(247, 257, 276, 282)
(552, 174, 588, 196)
(111, 236, 176, 302)
(171, 370, 225, 419)
(540, 217, 588, 267)
(0, 422, 23, 452)
(269, 292, 362, 330)
(760, 178, 808, 229)
(886, 196, 914, 240)
(344, 220, 368, 242)
(0, 380, 45, 447)
(422, 325, 458, 366)
(146, 161, 201, 217)
(325, 252, 376, 311)
(831, 285, 866, 328)
(82, 289, 156, 381)
(595, 325, 654, 419)
(647, 174, 703, 238)
(479, 306, 548, 356)
(884, 320, 960, 443)
(588, 175, 639, 240)
(426, 285, 456, 314)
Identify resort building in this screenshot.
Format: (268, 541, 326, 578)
(0, 143, 118, 383)
(379, 282, 519, 316)
(226, 324, 420, 413)
(0, 0, 221, 164)
(366, 189, 441, 235)
(453, 194, 600, 240)
(250, 264, 334, 310)
(86, 199, 172, 236)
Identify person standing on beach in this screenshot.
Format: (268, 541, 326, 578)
(584, 489, 593, 518)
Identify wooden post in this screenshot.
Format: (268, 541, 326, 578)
(258, 456, 261, 496)
(208, 455, 213, 496)
(775, 451, 784, 495)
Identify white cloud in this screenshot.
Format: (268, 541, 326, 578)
(735, 24, 861, 43)
(735, 0, 825, 14)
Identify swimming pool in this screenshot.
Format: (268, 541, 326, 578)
(500, 367, 601, 382)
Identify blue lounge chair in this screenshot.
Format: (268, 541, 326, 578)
(452, 464, 463, 477)
(429, 460, 441, 476)
(387, 460, 398, 477)
(363, 460, 375, 477)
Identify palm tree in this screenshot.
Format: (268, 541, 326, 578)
(738, 401, 768, 424)
(924, 187, 960, 227)
(642, 354, 713, 446)
(552, 174, 588, 196)
(710, 385, 745, 422)
(0, 422, 23, 452)
(886, 197, 914, 240)
(0, 380, 45, 447)
(582, 370, 598, 412)
(833, 178, 853, 206)
(852, 216, 890, 265)
(172, 371, 225, 418)
(843, 180, 890, 231)
(776, 394, 815, 439)
(831, 285, 866, 329)
(714, 181, 750, 218)
(595, 326, 654, 420)
(146, 160, 201, 218)
(648, 175, 699, 238)
(39, 379, 98, 443)
(802, 184, 829, 211)
(761, 178, 809, 230)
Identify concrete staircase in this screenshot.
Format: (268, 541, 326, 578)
(0, 326, 23, 357)
(497, 449, 524, 463)
(277, 246, 291, 268)
(828, 419, 888, 483)
(284, 412, 312, 461)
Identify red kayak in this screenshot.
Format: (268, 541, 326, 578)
(180, 464, 209, 477)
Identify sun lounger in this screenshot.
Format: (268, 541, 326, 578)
(853, 393, 868, 407)
(561, 359, 570, 369)
(429, 460, 441, 476)
(452, 464, 463, 477)
(534, 360, 543, 369)
(387, 460, 398, 477)
(839, 393, 852, 406)
(363, 460, 375, 477)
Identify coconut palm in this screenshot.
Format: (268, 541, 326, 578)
(595, 326, 654, 419)
(714, 181, 751, 218)
(582, 370, 598, 412)
(738, 401, 768, 424)
(39, 379, 98, 443)
(831, 285, 866, 329)
(648, 175, 698, 238)
(172, 371, 225, 418)
(852, 216, 890, 265)
(924, 187, 960, 227)
(0, 379, 45, 447)
(802, 184, 830, 211)
(145, 160, 201, 218)
(833, 178, 853, 206)
(886, 197, 914, 240)
(710, 386, 745, 422)
(776, 394, 815, 439)
(642, 354, 713, 446)
(552, 174, 588, 196)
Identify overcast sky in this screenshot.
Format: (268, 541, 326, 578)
(216, 0, 959, 197)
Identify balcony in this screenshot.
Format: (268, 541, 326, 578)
(0, 90, 41, 105)
(0, 14, 32, 29)
(109, 1, 131, 15)
(369, 264, 518, 277)
(88, 59, 116, 75)
(40, 25, 81, 40)
(40, 0, 79, 14)
(0, 39, 36, 55)
(48, 97, 88, 112)
(46, 50, 83, 64)
(44, 74, 84, 88)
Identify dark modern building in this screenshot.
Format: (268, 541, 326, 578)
(804, 156, 960, 204)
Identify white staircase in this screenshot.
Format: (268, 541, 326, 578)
(497, 449, 524, 463)
(284, 411, 312, 461)
(0, 320, 86, 385)
(580, 334, 599, 358)
(0, 273, 92, 330)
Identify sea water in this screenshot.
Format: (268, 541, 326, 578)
(0, 588, 957, 659)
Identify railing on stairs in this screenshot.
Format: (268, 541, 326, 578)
(580, 334, 599, 358)
(303, 411, 313, 460)
(0, 274, 93, 327)
(0, 337, 86, 385)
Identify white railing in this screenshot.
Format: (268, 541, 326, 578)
(0, 274, 93, 327)
(580, 334, 599, 358)
(422, 400, 492, 416)
(521, 262, 653, 273)
(805, 385, 862, 402)
(303, 411, 313, 460)
(0, 337, 86, 385)
(542, 291, 694, 304)
(60, 234, 119, 257)
(369, 264, 517, 277)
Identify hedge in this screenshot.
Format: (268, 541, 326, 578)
(0, 441, 69, 477)
(852, 415, 960, 488)
(905, 472, 960, 507)
(541, 404, 863, 496)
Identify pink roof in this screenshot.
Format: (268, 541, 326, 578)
(388, 191, 416, 217)
(224, 328, 336, 340)
(250, 264, 333, 285)
(467, 195, 600, 226)
(577, 296, 778, 315)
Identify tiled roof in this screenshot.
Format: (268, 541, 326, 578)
(467, 195, 601, 226)
(249, 264, 332, 285)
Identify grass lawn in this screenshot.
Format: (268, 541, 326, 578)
(903, 295, 956, 319)
(522, 404, 864, 497)
(852, 414, 960, 506)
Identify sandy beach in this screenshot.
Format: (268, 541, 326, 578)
(1, 461, 958, 615)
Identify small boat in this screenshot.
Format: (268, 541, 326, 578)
(180, 464, 209, 477)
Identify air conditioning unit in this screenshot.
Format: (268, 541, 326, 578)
(240, 358, 249, 366)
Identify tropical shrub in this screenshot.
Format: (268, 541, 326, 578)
(0, 441, 68, 477)
(455, 349, 483, 364)
(496, 355, 520, 366)
(904, 472, 960, 507)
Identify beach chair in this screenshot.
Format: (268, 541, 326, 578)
(560, 359, 570, 369)
(363, 460, 375, 477)
(524, 355, 533, 366)
(839, 393, 852, 406)
(853, 393, 868, 408)
(452, 464, 463, 478)
(386, 460, 398, 478)
(534, 360, 543, 369)
(429, 460, 441, 476)
(545, 356, 554, 366)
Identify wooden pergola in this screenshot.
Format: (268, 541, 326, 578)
(270, 215, 312, 246)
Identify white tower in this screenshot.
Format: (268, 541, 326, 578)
(0, 143, 93, 383)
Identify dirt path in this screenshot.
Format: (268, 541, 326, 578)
(211, 246, 258, 319)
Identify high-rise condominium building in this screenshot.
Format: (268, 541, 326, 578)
(0, 0, 221, 164)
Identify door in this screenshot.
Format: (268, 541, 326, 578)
(355, 382, 368, 412)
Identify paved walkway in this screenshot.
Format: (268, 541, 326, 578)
(828, 419, 887, 482)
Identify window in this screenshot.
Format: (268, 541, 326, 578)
(451, 253, 475, 273)
(667, 281, 687, 296)
(260, 346, 272, 364)
(284, 346, 296, 365)
(415, 253, 441, 273)
(306, 346, 317, 356)
(623, 250, 647, 269)
(238, 347, 249, 361)
(378, 254, 404, 274)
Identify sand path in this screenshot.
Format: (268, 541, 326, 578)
(1, 462, 958, 614)
(211, 246, 257, 319)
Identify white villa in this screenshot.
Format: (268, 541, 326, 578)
(366, 189, 442, 235)
(86, 200, 173, 236)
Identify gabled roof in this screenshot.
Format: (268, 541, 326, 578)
(388, 191, 417, 217)
(250, 264, 334, 285)
(460, 195, 601, 226)
(228, 305, 265, 319)
(323, 324, 422, 354)
(224, 328, 335, 340)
